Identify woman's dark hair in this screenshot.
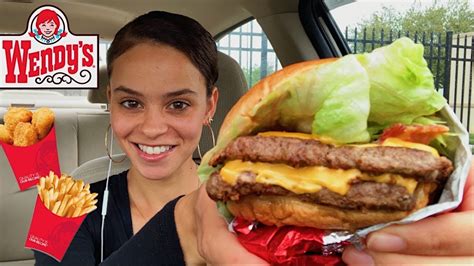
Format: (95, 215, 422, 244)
(107, 11, 218, 96)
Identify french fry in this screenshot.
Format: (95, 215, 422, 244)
(64, 205, 74, 218)
(57, 194, 71, 217)
(51, 201, 61, 214)
(68, 186, 77, 197)
(58, 185, 66, 202)
(80, 205, 97, 216)
(65, 179, 75, 194)
(41, 190, 48, 205)
(48, 189, 56, 209)
(76, 180, 84, 191)
(36, 173, 98, 218)
(87, 199, 98, 207)
(39, 177, 45, 190)
(85, 193, 98, 202)
(53, 174, 59, 189)
(76, 198, 86, 208)
(43, 190, 50, 210)
(37, 184, 43, 201)
(72, 206, 82, 218)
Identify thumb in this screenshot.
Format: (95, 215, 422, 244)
(364, 211, 474, 256)
(195, 183, 269, 265)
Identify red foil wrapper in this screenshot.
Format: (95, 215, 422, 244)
(233, 217, 348, 266)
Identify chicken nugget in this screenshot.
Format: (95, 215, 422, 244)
(0, 124, 13, 144)
(13, 122, 38, 147)
(32, 107, 55, 139)
(4, 107, 33, 136)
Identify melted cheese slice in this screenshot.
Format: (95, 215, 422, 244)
(381, 138, 439, 157)
(258, 131, 337, 144)
(220, 131, 433, 196)
(220, 160, 418, 196)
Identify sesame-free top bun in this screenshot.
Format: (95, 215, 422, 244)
(219, 58, 338, 138)
(227, 182, 436, 231)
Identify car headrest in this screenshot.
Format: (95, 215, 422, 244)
(88, 51, 248, 158)
(88, 65, 109, 104)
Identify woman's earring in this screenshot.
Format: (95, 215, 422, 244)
(207, 117, 216, 147)
(197, 118, 216, 160)
(105, 124, 126, 163)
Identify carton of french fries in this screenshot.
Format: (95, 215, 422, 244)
(0, 107, 60, 190)
(25, 171, 97, 262)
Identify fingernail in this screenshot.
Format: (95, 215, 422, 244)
(342, 247, 374, 266)
(367, 232, 407, 252)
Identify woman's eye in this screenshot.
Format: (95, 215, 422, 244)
(121, 100, 142, 109)
(169, 101, 190, 110)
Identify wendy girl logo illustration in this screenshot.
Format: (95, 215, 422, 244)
(29, 9, 67, 45)
(0, 5, 98, 88)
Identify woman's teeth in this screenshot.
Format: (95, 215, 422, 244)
(137, 144, 172, 155)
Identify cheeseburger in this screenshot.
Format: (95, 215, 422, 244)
(199, 38, 454, 231)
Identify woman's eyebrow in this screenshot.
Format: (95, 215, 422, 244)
(113, 86, 144, 97)
(163, 88, 197, 99)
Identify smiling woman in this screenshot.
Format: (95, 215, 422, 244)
(108, 43, 214, 188)
(32, 11, 224, 265)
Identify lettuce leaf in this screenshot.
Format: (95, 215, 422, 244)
(357, 37, 446, 126)
(308, 55, 371, 143)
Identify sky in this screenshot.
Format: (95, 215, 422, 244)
(330, 0, 474, 30)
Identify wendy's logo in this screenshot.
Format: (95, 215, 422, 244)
(28, 9, 67, 45)
(0, 5, 99, 89)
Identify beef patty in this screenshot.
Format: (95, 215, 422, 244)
(207, 171, 420, 211)
(210, 135, 453, 183)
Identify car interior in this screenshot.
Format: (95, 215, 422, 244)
(0, 0, 354, 264)
(2, 0, 470, 265)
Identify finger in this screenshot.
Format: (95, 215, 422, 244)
(364, 211, 474, 256)
(458, 159, 474, 211)
(195, 184, 269, 265)
(342, 246, 474, 265)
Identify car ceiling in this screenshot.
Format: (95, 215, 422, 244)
(0, 0, 299, 40)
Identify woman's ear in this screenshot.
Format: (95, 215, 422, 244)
(206, 87, 219, 122)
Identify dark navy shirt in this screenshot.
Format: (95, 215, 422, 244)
(34, 170, 185, 265)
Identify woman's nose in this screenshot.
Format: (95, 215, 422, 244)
(139, 109, 168, 138)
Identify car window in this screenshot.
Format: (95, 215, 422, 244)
(327, 0, 474, 132)
(216, 19, 282, 87)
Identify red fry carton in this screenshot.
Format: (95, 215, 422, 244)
(1, 125, 60, 191)
(25, 196, 86, 262)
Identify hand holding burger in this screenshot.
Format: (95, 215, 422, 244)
(342, 161, 474, 265)
(198, 38, 464, 264)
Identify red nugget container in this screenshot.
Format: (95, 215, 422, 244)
(1, 125, 60, 191)
(25, 196, 86, 262)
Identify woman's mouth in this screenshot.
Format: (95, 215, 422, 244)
(137, 144, 173, 155)
(133, 143, 175, 161)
